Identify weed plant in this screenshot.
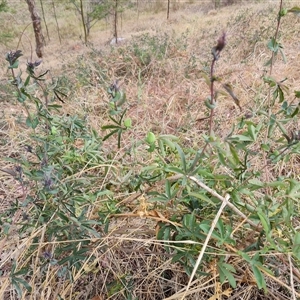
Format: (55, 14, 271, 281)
(0, 50, 111, 298)
(0, 1, 300, 299)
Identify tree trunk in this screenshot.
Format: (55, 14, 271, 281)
(80, 0, 88, 44)
(113, 0, 118, 44)
(25, 0, 44, 58)
(167, 0, 170, 20)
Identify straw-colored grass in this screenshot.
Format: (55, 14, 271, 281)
(1, 1, 300, 299)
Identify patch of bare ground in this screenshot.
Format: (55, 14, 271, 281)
(1, 1, 300, 299)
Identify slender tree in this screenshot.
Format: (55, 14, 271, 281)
(136, 0, 139, 21)
(51, 0, 62, 45)
(71, 0, 111, 43)
(113, 0, 118, 43)
(39, 0, 50, 42)
(25, 0, 44, 58)
(79, 0, 88, 44)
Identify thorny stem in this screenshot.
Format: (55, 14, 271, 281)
(267, 0, 283, 111)
(208, 55, 217, 135)
(264, 0, 284, 193)
(189, 33, 226, 172)
(191, 54, 218, 169)
(10, 68, 34, 128)
(269, 0, 283, 77)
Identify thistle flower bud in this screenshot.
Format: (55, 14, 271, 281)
(212, 32, 226, 60)
(216, 32, 226, 52)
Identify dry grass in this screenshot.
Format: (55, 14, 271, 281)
(1, 1, 300, 299)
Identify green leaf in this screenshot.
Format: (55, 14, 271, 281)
(157, 224, 170, 240)
(175, 143, 187, 173)
(256, 263, 274, 276)
(165, 180, 171, 199)
(108, 108, 121, 115)
(158, 139, 166, 157)
(217, 262, 237, 288)
(252, 265, 266, 292)
(267, 38, 279, 53)
(265, 180, 285, 188)
(171, 252, 185, 263)
(56, 211, 69, 222)
(237, 250, 252, 263)
(205, 97, 216, 109)
(291, 107, 299, 117)
(247, 123, 260, 141)
(263, 76, 277, 86)
(146, 132, 156, 144)
(261, 143, 270, 152)
(17, 92, 27, 103)
(257, 209, 270, 233)
(199, 223, 210, 234)
(218, 264, 226, 285)
(288, 6, 300, 15)
(188, 192, 216, 206)
(200, 72, 210, 86)
(117, 129, 122, 148)
(123, 118, 132, 128)
(228, 134, 253, 142)
(8, 60, 19, 69)
(222, 263, 236, 273)
(119, 108, 127, 123)
(165, 166, 186, 175)
(108, 115, 119, 124)
(48, 104, 62, 110)
(101, 124, 121, 130)
(273, 88, 279, 103)
(13, 277, 32, 292)
(159, 134, 179, 141)
(279, 8, 288, 17)
(294, 90, 300, 98)
(279, 48, 287, 64)
(24, 75, 30, 86)
(229, 144, 241, 165)
(147, 143, 156, 153)
(26, 116, 39, 129)
(217, 150, 226, 166)
(182, 213, 196, 229)
(275, 119, 288, 136)
(216, 219, 225, 236)
(188, 150, 203, 173)
(292, 232, 300, 260)
(248, 178, 264, 189)
(287, 179, 300, 198)
(278, 85, 285, 102)
(11, 278, 22, 297)
(159, 136, 176, 150)
(267, 114, 276, 138)
(102, 129, 119, 141)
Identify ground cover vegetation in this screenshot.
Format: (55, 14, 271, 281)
(0, 0, 300, 299)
